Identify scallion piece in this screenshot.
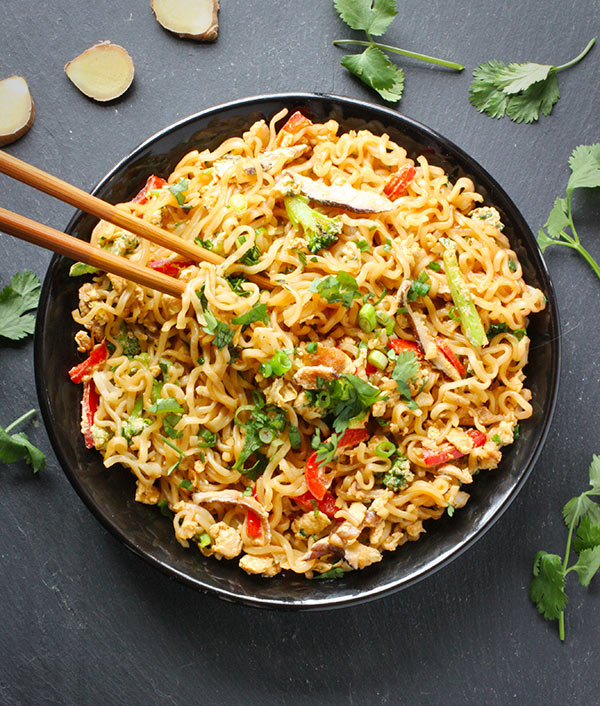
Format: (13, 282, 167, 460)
(197, 532, 211, 548)
(259, 428, 274, 444)
(367, 350, 388, 371)
(441, 240, 488, 347)
(358, 302, 376, 332)
(375, 440, 396, 458)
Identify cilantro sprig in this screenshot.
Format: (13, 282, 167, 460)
(0, 409, 46, 473)
(469, 38, 595, 123)
(530, 455, 600, 641)
(537, 144, 600, 280)
(332, 0, 463, 103)
(0, 271, 41, 341)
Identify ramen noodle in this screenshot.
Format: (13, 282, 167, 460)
(69, 110, 545, 578)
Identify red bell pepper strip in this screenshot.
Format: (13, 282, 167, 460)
(132, 175, 167, 205)
(365, 361, 377, 376)
(295, 491, 340, 519)
(422, 428, 486, 467)
(147, 258, 194, 278)
(388, 338, 423, 359)
(246, 486, 262, 538)
(81, 380, 99, 449)
(305, 427, 369, 500)
(68, 340, 108, 384)
(280, 111, 313, 135)
(383, 166, 416, 199)
(435, 337, 466, 377)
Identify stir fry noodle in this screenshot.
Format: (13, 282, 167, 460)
(70, 110, 545, 578)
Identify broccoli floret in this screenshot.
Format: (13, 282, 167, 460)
(284, 196, 342, 254)
(121, 396, 151, 443)
(383, 455, 415, 492)
(118, 322, 141, 358)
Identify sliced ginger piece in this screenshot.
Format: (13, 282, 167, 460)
(0, 76, 35, 147)
(151, 0, 219, 41)
(64, 42, 135, 102)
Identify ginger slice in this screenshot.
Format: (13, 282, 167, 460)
(0, 76, 35, 147)
(64, 42, 135, 102)
(151, 0, 219, 41)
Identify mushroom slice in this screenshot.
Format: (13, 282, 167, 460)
(192, 489, 271, 544)
(213, 145, 307, 178)
(249, 145, 308, 174)
(276, 171, 393, 214)
(398, 280, 461, 381)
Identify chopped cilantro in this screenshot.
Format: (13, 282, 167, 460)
(168, 178, 189, 206)
(309, 272, 361, 308)
(226, 274, 250, 298)
(391, 351, 420, 409)
(148, 398, 185, 414)
(232, 302, 269, 331)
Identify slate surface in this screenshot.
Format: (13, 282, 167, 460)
(1, 2, 599, 704)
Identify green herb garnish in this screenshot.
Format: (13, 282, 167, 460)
(469, 38, 596, 123)
(530, 454, 600, 641)
(0, 409, 45, 472)
(333, 0, 463, 103)
(232, 302, 269, 331)
(537, 144, 600, 281)
(0, 271, 40, 341)
(168, 178, 189, 206)
(309, 272, 361, 308)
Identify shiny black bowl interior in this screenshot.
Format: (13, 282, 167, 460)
(34, 93, 560, 610)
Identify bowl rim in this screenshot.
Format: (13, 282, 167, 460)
(34, 92, 561, 610)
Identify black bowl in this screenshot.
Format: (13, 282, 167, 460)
(34, 93, 560, 610)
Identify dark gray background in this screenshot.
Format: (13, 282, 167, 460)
(1, 1, 599, 704)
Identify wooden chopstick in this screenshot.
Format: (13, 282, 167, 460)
(0, 150, 274, 291)
(0, 206, 186, 298)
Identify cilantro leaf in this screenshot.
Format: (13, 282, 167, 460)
(0, 270, 41, 341)
(573, 515, 600, 554)
(309, 272, 361, 308)
(0, 409, 46, 472)
(544, 197, 570, 239)
(341, 47, 395, 90)
(493, 62, 553, 94)
(567, 143, 600, 194)
(572, 546, 600, 587)
(505, 71, 559, 124)
(232, 303, 269, 330)
(530, 551, 567, 620)
(214, 321, 234, 349)
(334, 0, 396, 36)
(391, 351, 419, 405)
(148, 398, 185, 414)
(334, 0, 374, 32)
(588, 454, 600, 490)
(168, 178, 189, 206)
(368, 0, 397, 36)
(468, 60, 510, 119)
(562, 494, 600, 528)
(469, 39, 594, 124)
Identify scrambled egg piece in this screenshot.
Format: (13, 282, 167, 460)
(208, 521, 243, 559)
(239, 554, 280, 577)
(292, 511, 331, 538)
